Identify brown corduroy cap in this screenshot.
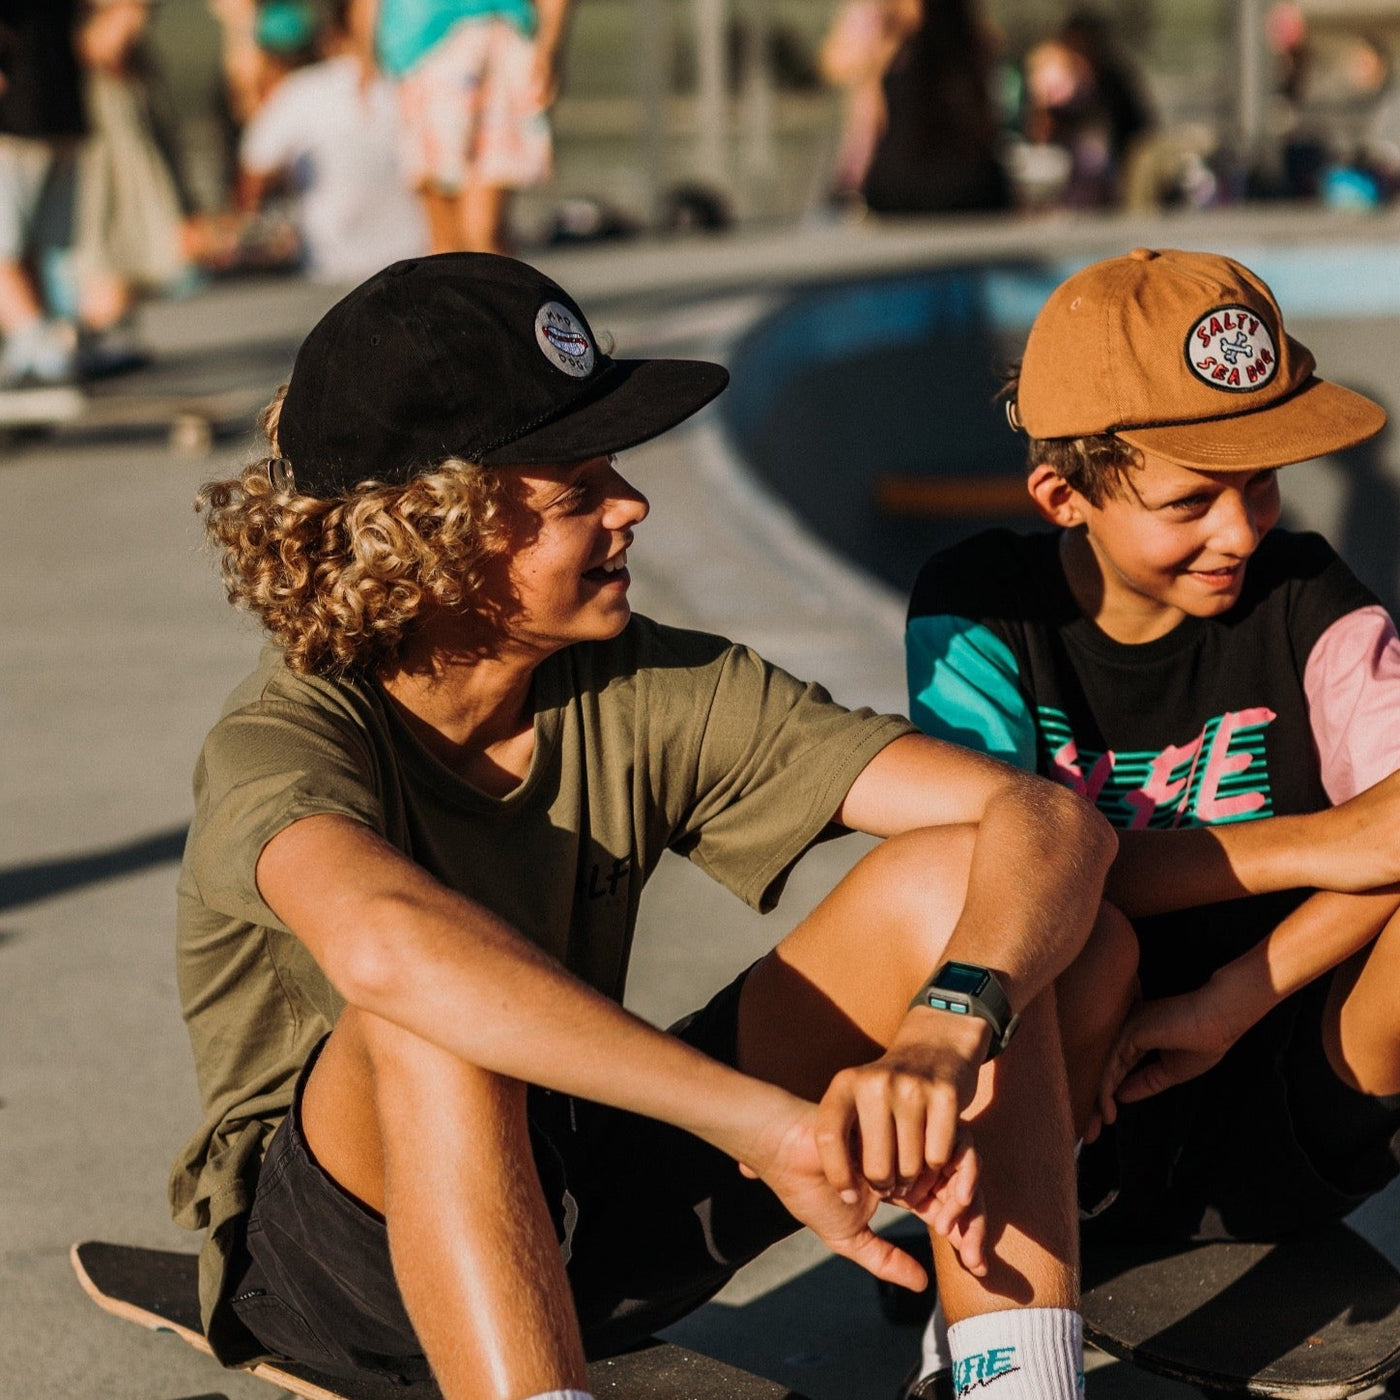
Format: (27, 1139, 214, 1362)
(1015, 248, 1385, 470)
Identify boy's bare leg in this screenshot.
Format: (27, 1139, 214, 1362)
(738, 826, 1136, 1321)
(1055, 901, 1139, 1137)
(301, 1007, 588, 1400)
(1328, 897, 1400, 1096)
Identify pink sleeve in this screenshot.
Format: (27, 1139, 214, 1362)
(1304, 604, 1400, 804)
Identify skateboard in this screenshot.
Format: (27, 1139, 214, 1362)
(1079, 1223, 1400, 1399)
(0, 382, 269, 455)
(71, 1241, 808, 1400)
(876, 1223, 1400, 1397)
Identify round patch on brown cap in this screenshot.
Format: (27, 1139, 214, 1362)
(1184, 304, 1279, 394)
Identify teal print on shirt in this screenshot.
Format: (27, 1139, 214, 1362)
(1037, 705, 1277, 829)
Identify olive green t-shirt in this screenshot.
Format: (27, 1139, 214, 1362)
(168, 614, 913, 1357)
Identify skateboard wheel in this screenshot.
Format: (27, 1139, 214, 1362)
(171, 414, 214, 455)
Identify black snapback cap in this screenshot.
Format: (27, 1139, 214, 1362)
(277, 253, 730, 498)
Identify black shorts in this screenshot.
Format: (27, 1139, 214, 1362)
(1080, 973, 1400, 1244)
(226, 968, 799, 1384)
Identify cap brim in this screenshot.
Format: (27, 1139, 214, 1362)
(1117, 377, 1386, 471)
(481, 358, 729, 466)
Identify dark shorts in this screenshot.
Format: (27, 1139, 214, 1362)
(1080, 973, 1400, 1244)
(227, 968, 799, 1384)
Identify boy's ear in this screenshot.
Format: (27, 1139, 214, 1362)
(1027, 464, 1087, 527)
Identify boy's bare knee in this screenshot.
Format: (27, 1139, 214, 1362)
(856, 823, 978, 963)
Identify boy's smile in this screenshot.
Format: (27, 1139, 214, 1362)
(1049, 450, 1281, 645)
(500, 453, 649, 654)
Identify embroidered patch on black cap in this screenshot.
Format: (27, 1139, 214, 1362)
(1185, 305, 1279, 393)
(535, 301, 594, 378)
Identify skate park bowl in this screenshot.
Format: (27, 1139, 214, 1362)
(716, 240, 1400, 618)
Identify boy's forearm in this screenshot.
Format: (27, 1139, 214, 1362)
(1106, 817, 1313, 918)
(1209, 885, 1400, 1033)
(1108, 772, 1400, 918)
(838, 735, 1116, 1007)
(949, 781, 1116, 1009)
(261, 815, 798, 1166)
(360, 883, 797, 1152)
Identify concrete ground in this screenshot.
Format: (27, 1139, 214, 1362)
(3, 209, 1399, 1400)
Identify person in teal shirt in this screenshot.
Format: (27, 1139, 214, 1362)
(350, 0, 571, 252)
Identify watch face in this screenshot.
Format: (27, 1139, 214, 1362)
(936, 962, 990, 996)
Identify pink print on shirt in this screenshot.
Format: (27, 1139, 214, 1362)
(1042, 706, 1277, 829)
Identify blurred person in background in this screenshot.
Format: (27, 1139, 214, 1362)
(0, 0, 86, 400)
(209, 0, 277, 123)
(238, 0, 427, 284)
(820, 0, 1009, 216)
(1356, 36, 1400, 200)
(1261, 9, 1397, 206)
(1020, 7, 1153, 208)
(349, 0, 573, 254)
(70, 0, 199, 375)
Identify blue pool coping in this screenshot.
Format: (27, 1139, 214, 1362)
(720, 239, 1400, 452)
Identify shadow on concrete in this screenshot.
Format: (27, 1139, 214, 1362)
(0, 826, 188, 913)
(663, 1246, 918, 1400)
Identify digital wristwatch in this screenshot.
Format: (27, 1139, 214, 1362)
(909, 961, 1020, 1061)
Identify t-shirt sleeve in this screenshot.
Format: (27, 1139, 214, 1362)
(905, 531, 1037, 770)
(668, 644, 913, 912)
(905, 615, 1036, 769)
(186, 699, 385, 932)
(1272, 532, 1394, 804)
(1304, 604, 1400, 803)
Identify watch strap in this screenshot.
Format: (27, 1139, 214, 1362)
(910, 962, 1020, 1061)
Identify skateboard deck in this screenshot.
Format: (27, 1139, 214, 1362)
(0, 383, 270, 454)
(72, 1241, 808, 1400)
(1080, 1224, 1400, 1398)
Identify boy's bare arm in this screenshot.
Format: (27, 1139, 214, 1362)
(1096, 884, 1400, 1121)
(255, 812, 972, 1286)
(838, 733, 1117, 1008)
(1106, 769, 1400, 918)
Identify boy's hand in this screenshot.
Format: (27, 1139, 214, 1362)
(739, 1088, 984, 1291)
(1093, 988, 1242, 1131)
(739, 1108, 935, 1291)
(813, 1009, 989, 1275)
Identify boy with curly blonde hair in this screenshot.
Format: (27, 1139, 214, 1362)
(171, 253, 1128, 1400)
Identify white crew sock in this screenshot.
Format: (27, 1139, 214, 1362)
(947, 1307, 1083, 1399)
(918, 1292, 951, 1378)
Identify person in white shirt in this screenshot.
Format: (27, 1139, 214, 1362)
(238, 0, 427, 284)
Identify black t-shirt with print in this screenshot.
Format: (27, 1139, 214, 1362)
(907, 527, 1379, 995)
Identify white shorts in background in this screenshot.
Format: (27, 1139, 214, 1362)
(396, 17, 552, 192)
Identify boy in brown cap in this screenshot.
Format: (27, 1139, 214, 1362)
(906, 247, 1400, 1395)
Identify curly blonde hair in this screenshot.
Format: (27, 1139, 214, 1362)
(197, 387, 515, 676)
